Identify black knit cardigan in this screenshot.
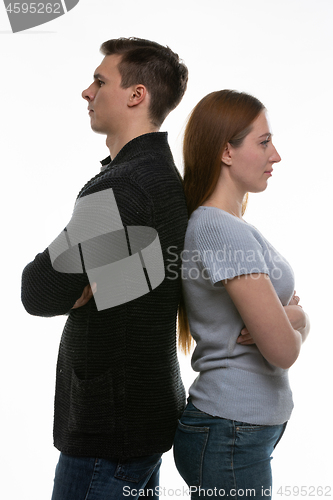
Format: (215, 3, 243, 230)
(21, 132, 188, 459)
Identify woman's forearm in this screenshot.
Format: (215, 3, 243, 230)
(284, 305, 310, 343)
(299, 312, 310, 342)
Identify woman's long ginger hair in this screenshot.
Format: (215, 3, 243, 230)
(178, 90, 265, 354)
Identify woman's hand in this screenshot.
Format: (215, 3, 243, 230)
(284, 305, 306, 331)
(237, 327, 256, 345)
(284, 291, 310, 341)
(288, 290, 301, 307)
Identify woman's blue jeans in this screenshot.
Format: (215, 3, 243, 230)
(51, 452, 162, 500)
(173, 401, 287, 499)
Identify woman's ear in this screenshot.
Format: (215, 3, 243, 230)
(221, 143, 232, 166)
(127, 85, 147, 107)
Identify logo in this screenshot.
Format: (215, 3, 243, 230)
(48, 189, 165, 311)
(3, 0, 80, 33)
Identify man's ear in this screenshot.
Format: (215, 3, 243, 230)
(221, 143, 232, 166)
(127, 85, 147, 107)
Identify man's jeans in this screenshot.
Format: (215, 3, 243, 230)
(51, 452, 162, 500)
(173, 400, 287, 499)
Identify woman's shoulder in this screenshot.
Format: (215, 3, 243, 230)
(187, 206, 266, 250)
(189, 206, 255, 234)
(190, 205, 241, 225)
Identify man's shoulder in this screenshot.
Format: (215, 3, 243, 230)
(78, 132, 183, 204)
(108, 132, 176, 174)
(103, 149, 181, 195)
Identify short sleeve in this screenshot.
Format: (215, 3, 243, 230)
(194, 209, 269, 285)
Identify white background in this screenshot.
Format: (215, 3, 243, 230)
(1, 0, 332, 498)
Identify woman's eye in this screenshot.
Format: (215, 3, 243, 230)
(261, 139, 270, 147)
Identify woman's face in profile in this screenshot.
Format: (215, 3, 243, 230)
(227, 111, 282, 194)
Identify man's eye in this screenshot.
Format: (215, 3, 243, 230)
(98, 80, 105, 87)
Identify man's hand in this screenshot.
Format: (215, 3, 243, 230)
(72, 283, 96, 309)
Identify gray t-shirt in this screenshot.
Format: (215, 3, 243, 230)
(182, 206, 295, 425)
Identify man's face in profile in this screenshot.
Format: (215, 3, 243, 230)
(82, 54, 130, 136)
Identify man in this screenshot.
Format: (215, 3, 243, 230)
(21, 38, 188, 499)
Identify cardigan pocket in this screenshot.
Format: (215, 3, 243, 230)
(68, 369, 115, 434)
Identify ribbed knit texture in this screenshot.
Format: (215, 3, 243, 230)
(21, 132, 188, 459)
(182, 207, 295, 425)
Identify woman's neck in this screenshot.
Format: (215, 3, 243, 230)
(202, 171, 246, 219)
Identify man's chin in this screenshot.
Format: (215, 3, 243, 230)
(90, 122, 106, 135)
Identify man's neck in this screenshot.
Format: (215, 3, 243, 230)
(106, 125, 160, 160)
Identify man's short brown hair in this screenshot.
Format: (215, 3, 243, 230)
(100, 37, 188, 127)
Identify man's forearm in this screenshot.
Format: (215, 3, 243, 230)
(21, 247, 89, 317)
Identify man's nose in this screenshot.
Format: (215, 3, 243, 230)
(82, 84, 94, 102)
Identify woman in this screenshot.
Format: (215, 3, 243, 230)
(173, 90, 310, 499)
